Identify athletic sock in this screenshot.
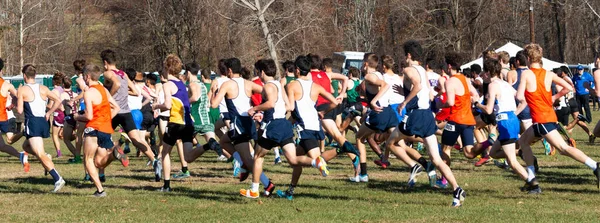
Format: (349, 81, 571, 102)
(360, 163, 367, 176)
(288, 184, 296, 194)
(584, 158, 597, 170)
(311, 159, 317, 168)
(259, 173, 269, 187)
(49, 169, 61, 182)
(417, 157, 428, 168)
(274, 148, 281, 158)
(526, 165, 536, 182)
(251, 183, 259, 192)
(163, 180, 170, 189)
(233, 152, 243, 165)
(182, 166, 188, 173)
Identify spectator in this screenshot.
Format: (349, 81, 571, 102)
(572, 65, 594, 122)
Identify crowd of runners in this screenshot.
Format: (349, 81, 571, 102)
(0, 40, 599, 207)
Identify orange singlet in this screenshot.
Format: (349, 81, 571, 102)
(86, 85, 114, 134)
(524, 68, 557, 124)
(448, 74, 476, 125)
(0, 78, 7, 122)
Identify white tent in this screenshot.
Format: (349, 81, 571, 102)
(460, 42, 567, 71)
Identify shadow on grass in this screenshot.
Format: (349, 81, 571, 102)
(111, 184, 242, 202)
(0, 177, 76, 195)
(535, 170, 595, 185)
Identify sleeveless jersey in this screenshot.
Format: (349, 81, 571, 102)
(365, 72, 389, 107)
(169, 79, 193, 125)
(110, 69, 131, 113)
(347, 79, 360, 103)
(292, 79, 320, 131)
(225, 78, 251, 117)
(405, 65, 431, 111)
(495, 79, 517, 113)
(384, 73, 404, 105)
(191, 81, 211, 126)
(216, 77, 230, 113)
(263, 81, 287, 123)
(311, 71, 331, 106)
(157, 86, 169, 117)
(86, 85, 114, 133)
(524, 68, 557, 123)
(0, 78, 8, 121)
(23, 83, 46, 119)
(128, 84, 143, 110)
(448, 74, 476, 125)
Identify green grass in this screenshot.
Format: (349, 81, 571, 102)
(2, 112, 600, 222)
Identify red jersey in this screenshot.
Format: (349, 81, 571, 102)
(435, 76, 450, 121)
(311, 71, 331, 106)
(524, 68, 557, 124)
(448, 74, 476, 125)
(86, 85, 114, 134)
(251, 78, 264, 106)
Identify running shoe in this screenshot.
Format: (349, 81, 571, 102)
(93, 190, 107, 197)
(577, 114, 589, 123)
(53, 178, 66, 193)
(494, 159, 509, 170)
(451, 187, 466, 207)
(157, 187, 172, 192)
(407, 164, 423, 188)
(153, 159, 162, 182)
(19, 152, 29, 173)
(68, 156, 82, 164)
(99, 174, 106, 183)
(264, 182, 276, 197)
(276, 190, 294, 200)
(337, 142, 360, 156)
(207, 138, 223, 156)
(123, 142, 131, 154)
(520, 179, 542, 194)
(216, 155, 228, 162)
(172, 170, 191, 179)
(348, 174, 368, 182)
(426, 162, 437, 187)
(474, 157, 490, 167)
(352, 157, 360, 175)
(374, 159, 390, 169)
(315, 157, 329, 177)
(274, 156, 282, 165)
(113, 148, 129, 167)
(83, 174, 91, 182)
(240, 188, 259, 199)
(232, 159, 242, 177)
(56, 150, 62, 158)
(589, 135, 596, 144)
(416, 142, 423, 152)
(542, 139, 551, 155)
(434, 178, 448, 189)
(594, 162, 600, 189)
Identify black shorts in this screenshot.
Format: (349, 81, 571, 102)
(64, 114, 77, 127)
(555, 107, 570, 126)
(228, 116, 257, 145)
(517, 105, 531, 120)
(479, 112, 497, 125)
(141, 112, 155, 131)
(112, 113, 138, 133)
(158, 115, 169, 122)
(298, 139, 319, 153)
(568, 98, 578, 112)
(532, 122, 558, 138)
(0, 118, 17, 133)
(84, 128, 114, 149)
(441, 121, 475, 146)
(316, 103, 338, 120)
(163, 123, 194, 146)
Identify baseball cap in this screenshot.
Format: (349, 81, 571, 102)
(577, 65, 584, 70)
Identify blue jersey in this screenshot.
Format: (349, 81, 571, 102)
(572, 72, 593, 95)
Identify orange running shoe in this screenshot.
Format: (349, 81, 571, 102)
(240, 188, 259, 198)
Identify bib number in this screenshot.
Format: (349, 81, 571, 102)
(444, 123, 455, 132)
(496, 113, 508, 121)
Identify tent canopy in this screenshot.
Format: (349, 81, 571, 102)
(460, 42, 567, 71)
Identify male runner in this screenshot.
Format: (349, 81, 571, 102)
(76, 64, 127, 197)
(100, 49, 161, 181)
(241, 59, 329, 198)
(17, 64, 65, 192)
(517, 44, 600, 192)
(592, 54, 600, 141)
(0, 58, 28, 171)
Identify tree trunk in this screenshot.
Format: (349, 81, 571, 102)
(19, 0, 24, 70)
(255, 0, 281, 76)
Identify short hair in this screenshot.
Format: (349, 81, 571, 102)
(307, 53, 322, 70)
(146, 72, 158, 85)
(83, 64, 102, 81)
(322, 58, 333, 69)
(295, 55, 311, 76)
(403, 40, 423, 62)
(201, 68, 211, 80)
(360, 53, 376, 69)
(560, 66, 570, 75)
(184, 62, 201, 76)
(462, 68, 472, 78)
(425, 59, 437, 70)
(483, 59, 501, 78)
(100, 49, 117, 65)
(515, 51, 528, 67)
(482, 50, 498, 61)
(552, 68, 561, 74)
(124, 68, 137, 81)
(63, 76, 73, 89)
(398, 56, 409, 69)
(348, 66, 360, 78)
(164, 54, 183, 76)
(218, 59, 227, 76)
(255, 59, 277, 77)
(444, 52, 463, 71)
(240, 67, 252, 80)
(497, 51, 510, 64)
(470, 64, 482, 75)
(381, 55, 395, 70)
(22, 64, 36, 78)
(73, 59, 86, 73)
(0, 58, 4, 71)
(509, 57, 517, 69)
(52, 72, 65, 86)
(282, 60, 295, 73)
(524, 44, 543, 64)
(225, 58, 242, 74)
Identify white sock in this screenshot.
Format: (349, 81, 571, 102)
(233, 152, 243, 166)
(311, 159, 316, 168)
(260, 173, 269, 187)
(274, 148, 280, 158)
(585, 158, 597, 170)
(527, 165, 536, 182)
(251, 183, 259, 192)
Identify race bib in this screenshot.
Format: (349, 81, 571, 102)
(496, 113, 509, 121)
(402, 114, 409, 123)
(444, 123, 455, 132)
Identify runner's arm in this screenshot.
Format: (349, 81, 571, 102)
(250, 83, 276, 115)
(105, 70, 120, 96)
(153, 82, 173, 111)
(210, 81, 229, 109)
(552, 72, 572, 102)
(188, 82, 200, 103)
(400, 67, 421, 110)
(286, 82, 298, 112)
(140, 86, 152, 107)
(595, 69, 600, 96)
(475, 82, 496, 114)
(330, 72, 348, 98)
(44, 86, 62, 121)
(125, 75, 139, 96)
(16, 86, 23, 114)
(76, 89, 94, 122)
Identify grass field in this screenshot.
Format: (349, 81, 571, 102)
(2, 112, 600, 222)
